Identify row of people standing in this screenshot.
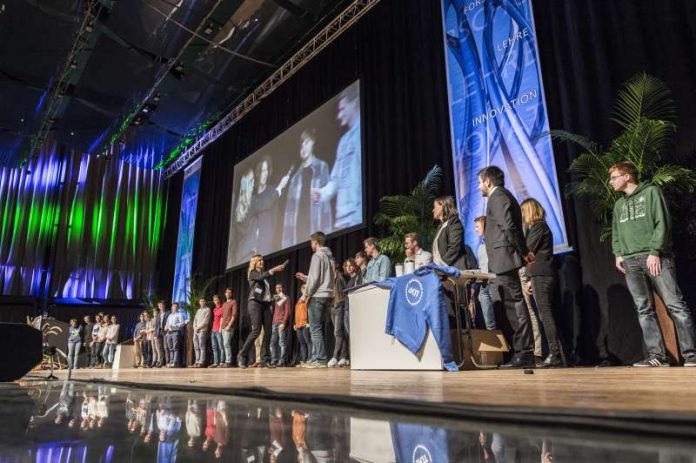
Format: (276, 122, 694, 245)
(68, 314, 120, 369)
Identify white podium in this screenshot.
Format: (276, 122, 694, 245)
(348, 284, 443, 370)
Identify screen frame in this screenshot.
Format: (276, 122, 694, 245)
(225, 78, 366, 272)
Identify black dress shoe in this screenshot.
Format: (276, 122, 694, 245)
(499, 355, 535, 369)
(237, 354, 247, 369)
(263, 363, 276, 369)
(536, 352, 565, 369)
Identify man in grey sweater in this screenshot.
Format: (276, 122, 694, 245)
(296, 231, 335, 368)
(192, 298, 211, 367)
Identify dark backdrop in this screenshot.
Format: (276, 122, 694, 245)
(157, 0, 696, 365)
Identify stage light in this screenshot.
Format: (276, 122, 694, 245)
(203, 23, 214, 35)
(69, 60, 78, 69)
(85, 20, 95, 33)
(70, 131, 74, 136)
(171, 63, 185, 79)
(153, 94, 161, 103)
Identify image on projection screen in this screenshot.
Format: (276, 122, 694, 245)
(226, 80, 363, 269)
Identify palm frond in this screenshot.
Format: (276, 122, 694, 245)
(651, 164, 696, 193)
(550, 129, 599, 154)
(609, 119, 676, 173)
(373, 165, 442, 261)
(612, 73, 676, 129)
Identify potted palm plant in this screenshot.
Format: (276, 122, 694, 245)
(553, 73, 696, 240)
(374, 165, 443, 262)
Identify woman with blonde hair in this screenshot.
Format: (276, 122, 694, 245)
(520, 198, 564, 368)
(237, 255, 287, 368)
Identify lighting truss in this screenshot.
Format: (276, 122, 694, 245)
(23, 0, 103, 165)
(163, 0, 382, 178)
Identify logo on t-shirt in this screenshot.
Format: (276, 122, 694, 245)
(413, 444, 433, 463)
(405, 278, 424, 306)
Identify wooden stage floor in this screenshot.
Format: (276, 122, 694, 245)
(58, 366, 696, 416)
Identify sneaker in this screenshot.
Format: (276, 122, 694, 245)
(295, 362, 305, 368)
(305, 361, 327, 369)
(633, 357, 670, 367)
(337, 358, 349, 367)
(683, 357, 696, 367)
(327, 358, 338, 368)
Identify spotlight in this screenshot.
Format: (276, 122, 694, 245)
(70, 131, 74, 136)
(69, 60, 78, 69)
(171, 62, 185, 79)
(153, 94, 161, 103)
(85, 20, 94, 33)
(203, 22, 214, 35)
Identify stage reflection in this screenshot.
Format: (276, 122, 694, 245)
(1, 380, 694, 462)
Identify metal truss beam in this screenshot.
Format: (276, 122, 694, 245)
(163, 0, 381, 178)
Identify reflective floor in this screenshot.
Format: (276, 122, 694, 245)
(1, 379, 696, 463)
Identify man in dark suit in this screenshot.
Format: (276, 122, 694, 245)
(479, 166, 535, 368)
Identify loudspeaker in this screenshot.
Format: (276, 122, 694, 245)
(0, 323, 42, 381)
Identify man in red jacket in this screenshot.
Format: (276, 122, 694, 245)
(270, 283, 291, 367)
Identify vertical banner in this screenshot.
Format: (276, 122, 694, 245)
(441, 0, 569, 251)
(172, 157, 202, 304)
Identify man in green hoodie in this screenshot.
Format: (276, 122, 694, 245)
(610, 161, 696, 367)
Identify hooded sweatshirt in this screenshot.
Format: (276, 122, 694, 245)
(303, 246, 335, 299)
(612, 182, 672, 257)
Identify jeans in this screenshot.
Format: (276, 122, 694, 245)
(221, 328, 235, 364)
(531, 275, 561, 355)
(344, 309, 350, 337)
(194, 330, 209, 365)
(211, 331, 223, 364)
(624, 255, 696, 360)
(239, 300, 272, 364)
(90, 341, 104, 366)
(478, 284, 497, 330)
(331, 304, 348, 360)
(308, 297, 332, 364)
(296, 326, 311, 362)
(67, 340, 81, 368)
(104, 343, 116, 364)
(142, 339, 152, 366)
(270, 323, 287, 365)
(166, 331, 182, 366)
(490, 270, 534, 357)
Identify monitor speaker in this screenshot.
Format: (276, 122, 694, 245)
(0, 323, 42, 381)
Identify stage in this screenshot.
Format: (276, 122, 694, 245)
(57, 366, 696, 416)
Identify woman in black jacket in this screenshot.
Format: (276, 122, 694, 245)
(237, 255, 287, 368)
(432, 196, 469, 269)
(521, 198, 564, 368)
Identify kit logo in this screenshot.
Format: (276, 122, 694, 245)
(405, 278, 424, 306)
(413, 444, 433, 463)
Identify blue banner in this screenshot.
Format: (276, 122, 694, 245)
(172, 157, 202, 304)
(441, 0, 569, 251)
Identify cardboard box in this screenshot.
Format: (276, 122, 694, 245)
(451, 329, 509, 368)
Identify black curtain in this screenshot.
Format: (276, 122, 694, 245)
(533, 0, 696, 363)
(158, 0, 696, 365)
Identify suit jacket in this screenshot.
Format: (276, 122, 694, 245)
(484, 187, 528, 274)
(525, 221, 555, 276)
(435, 215, 468, 270)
